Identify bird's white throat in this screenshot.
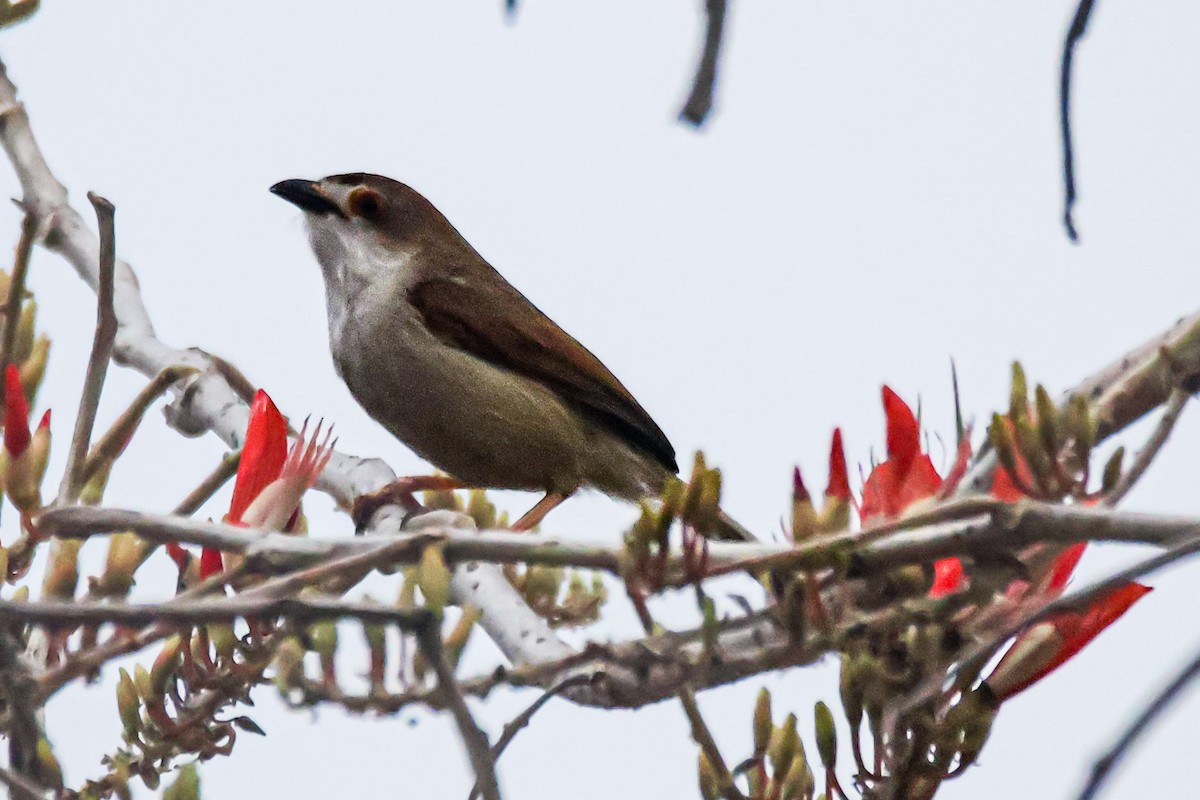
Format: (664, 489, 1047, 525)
(305, 214, 418, 358)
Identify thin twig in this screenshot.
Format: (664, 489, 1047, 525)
(415, 625, 502, 800)
(1103, 387, 1190, 506)
(36, 535, 431, 699)
(0, 210, 35, 377)
(34, 561, 250, 700)
(80, 364, 199, 486)
(0, 627, 40, 788)
(467, 674, 596, 800)
(57, 192, 116, 503)
(1073, 641, 1200, 800)
(679, 684, 747, 800)
(628, 585, 745, 800)
(1059, 0, 1097, 242)
(173, 449, 241, 516)
(679, 0, 729, 126)
(0, 595, 434, 629)
(960, 312, 1200, 496)
(0, 763, 48, 800)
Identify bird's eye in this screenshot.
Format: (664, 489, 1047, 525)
(348, 187, 382, 220)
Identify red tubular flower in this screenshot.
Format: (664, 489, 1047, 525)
(228, 390, 289, 524)
(860, 387, 943, 520)
(199, 548, 225, 580)
(197, 390, 290, 578)
(165, 542, 189, 572)
(4, 364, 30, 458)
(987, 582, 1152, 701)
(825, 428, 850, 501)
(858, 387, 965, 596)
(1045, 542, 1087, 595)
(883, 386, 919, 477)
(238, 418, 335, 532)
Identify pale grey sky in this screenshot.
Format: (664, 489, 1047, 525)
(2, 2, 1199, 798)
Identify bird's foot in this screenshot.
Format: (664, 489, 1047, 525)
(351, 475, 466, 533)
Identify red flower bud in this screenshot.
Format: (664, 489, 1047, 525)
(824, 428, 850, 501)
(4, 364, 30, 458)
(228, 390, 288, 524)
(792, 466, 810, 503)
(882, 386, 919, 474)
(200, 548, 224, 579)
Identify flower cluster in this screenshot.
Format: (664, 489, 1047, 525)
(855, 384, 1149, 702)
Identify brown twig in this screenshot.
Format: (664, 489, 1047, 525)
(0, 763, 48, 800)
(80, 364, 199, 486)
(1103, 387, 1190, 507)
(57, 192, 116, 504)
(679, 0, 729, 126)
(467, 674, 596, 800)
(679, 683, 747, 800)
(36, 534, 434, 699)
(415, 624, 502, 800)
(0, 627, 40, 788)
(961, 311, 1200, 497)
(34, 562, 250, 700)
(0, 209, 35, 378)
(627, 582, 746, 800)
(173, 449, 241, 516)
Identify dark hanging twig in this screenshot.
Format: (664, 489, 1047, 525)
(679, 0, 729, 127)
(1060, 0, 1098, 242)
(1074, 642, 1200, 800)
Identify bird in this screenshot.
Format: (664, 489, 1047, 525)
(271, 173, 753, 539)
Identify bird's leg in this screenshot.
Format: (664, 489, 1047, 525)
(511, 492, 567, 531)
(351, 475, 467, 532)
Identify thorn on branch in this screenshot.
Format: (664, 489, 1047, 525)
(679, 0, 730, 128)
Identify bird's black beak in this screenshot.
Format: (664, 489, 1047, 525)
(270, 179, 343, 216)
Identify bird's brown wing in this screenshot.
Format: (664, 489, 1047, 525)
(408, 275, 678, 474)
